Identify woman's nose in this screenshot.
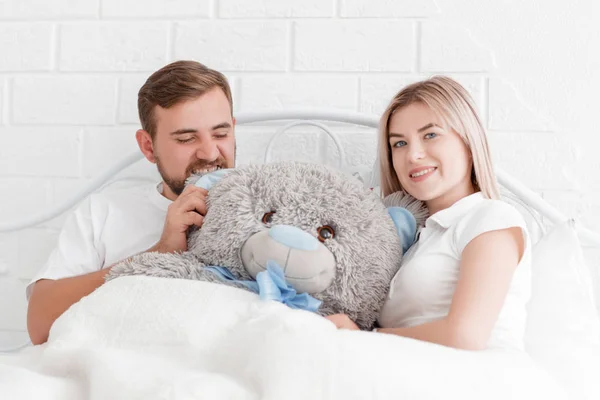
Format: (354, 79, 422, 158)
(407, 143, 426, 162)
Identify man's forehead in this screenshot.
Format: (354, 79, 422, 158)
(153, 95, 232, 135)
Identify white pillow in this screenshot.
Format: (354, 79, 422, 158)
(525, 219, 600, 399)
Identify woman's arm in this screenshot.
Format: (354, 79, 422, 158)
(328, 227, 525, 350)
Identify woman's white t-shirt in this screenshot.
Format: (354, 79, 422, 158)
(378, 192, 532, 351)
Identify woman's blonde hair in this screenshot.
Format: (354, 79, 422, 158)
(378, 76, 500, 200)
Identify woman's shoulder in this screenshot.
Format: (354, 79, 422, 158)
(467, 198, 526, 225)
(453, 198, 529, 253)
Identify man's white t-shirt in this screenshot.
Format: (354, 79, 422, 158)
(378, 192, 532, 351)
(26, 183, 171, 299)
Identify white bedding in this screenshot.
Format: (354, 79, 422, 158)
(0, 276, 572, 400)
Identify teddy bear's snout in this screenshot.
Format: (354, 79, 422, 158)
(240, 225, 336, 294)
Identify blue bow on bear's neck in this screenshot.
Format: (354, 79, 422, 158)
(205, 260, 322, 313)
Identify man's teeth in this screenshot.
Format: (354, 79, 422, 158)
(410, 168, 435, 178)
(193, 166, 222, 175)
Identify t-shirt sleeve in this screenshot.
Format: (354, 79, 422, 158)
(454, 201, 529, 256)
(26, 197, 103, 300)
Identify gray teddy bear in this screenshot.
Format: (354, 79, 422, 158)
(107, 162, 426, 329)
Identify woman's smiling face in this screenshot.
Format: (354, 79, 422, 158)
(388, 102, 475, 214)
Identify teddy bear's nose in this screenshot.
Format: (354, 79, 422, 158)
(268, 225, 319, 251)
(240, 224, 336, 293)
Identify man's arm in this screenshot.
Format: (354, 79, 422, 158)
(27, 242, 163, 345)
(27, 268, 111, 345)
(27, 184, 208, 345)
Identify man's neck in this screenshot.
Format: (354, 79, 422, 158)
(160, 182, 179, 202)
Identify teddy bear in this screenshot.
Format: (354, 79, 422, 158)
(106, 162, 426, 330)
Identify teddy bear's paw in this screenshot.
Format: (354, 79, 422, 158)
(105, 252, 205, 282)
(105, 258, 142, 281)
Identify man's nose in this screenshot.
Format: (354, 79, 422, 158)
(196, 139, 220, 162)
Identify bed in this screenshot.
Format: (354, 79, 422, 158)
(1, 109, 599, 399)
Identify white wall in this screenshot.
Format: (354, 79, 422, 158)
(1, 0, 599, 345)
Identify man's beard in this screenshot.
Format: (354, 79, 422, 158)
(155, 143, 236, 196)
(156, 156, 229, 196)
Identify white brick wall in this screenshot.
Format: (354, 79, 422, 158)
(219, 0, 333, 18)
(59, 23, 169, 71)
(82, 128, 140, 176)
(420, 23, 496, 72)
(294, 21, 415, 71)
(0, 79, 5, 123)
(0, 127, 81, 176)
(174, 21, 288, 71)
(118, 75, 148, 124)
(1, 0, 599, 343)
(239, 75, 358, 110)
(0, 0, 99, 20)
(0, 178, 56, 228)
(13, 76, 117, 124)
(359, 74, 485, 118)
(340, 0, 439, 18)
(101, 0, 210, 19)
(0, 23, 53, 71)
(488, 78, 556, 132)
(487, 130, 579, 190)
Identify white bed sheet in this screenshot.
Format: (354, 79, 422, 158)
(0, 276, 574, 400)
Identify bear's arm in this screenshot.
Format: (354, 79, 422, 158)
(105, 251, 256, 294)
(106, 252, 218, 283)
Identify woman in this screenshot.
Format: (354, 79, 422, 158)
(326, 76, 531, 352)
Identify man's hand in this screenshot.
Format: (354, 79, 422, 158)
(153, 185, 208, 253)
(325, 314, 360, 331)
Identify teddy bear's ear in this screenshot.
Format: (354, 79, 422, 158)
(188, 169, 232, 191)
(387, 207, 418, 254)
(383, 191, 428, 254)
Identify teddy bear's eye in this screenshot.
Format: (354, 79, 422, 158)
(317, 225, 335, 242)
(262, 211, 276, 224)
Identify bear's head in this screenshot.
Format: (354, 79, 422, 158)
(187, 162, 425, 329)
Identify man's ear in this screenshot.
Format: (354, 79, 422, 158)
(136, 129, 156, 164)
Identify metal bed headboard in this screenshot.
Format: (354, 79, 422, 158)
(1, 109, 599, 246)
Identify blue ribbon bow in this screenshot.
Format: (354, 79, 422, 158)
(205, 260, 322, 313)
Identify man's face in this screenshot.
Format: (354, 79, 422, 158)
(149, 88, 236, 199)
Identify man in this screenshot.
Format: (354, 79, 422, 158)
(26, 61, 236, 345)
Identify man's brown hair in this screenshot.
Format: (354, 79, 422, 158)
(138, 60, 233, 139)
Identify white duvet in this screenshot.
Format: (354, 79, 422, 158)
(0, 276, 571, 400)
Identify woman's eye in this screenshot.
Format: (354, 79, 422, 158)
(424, 132, 437, 139)
(317, 225, 335, 242)
(262, 211, 276, 224)
(393, 140, 407, 148)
